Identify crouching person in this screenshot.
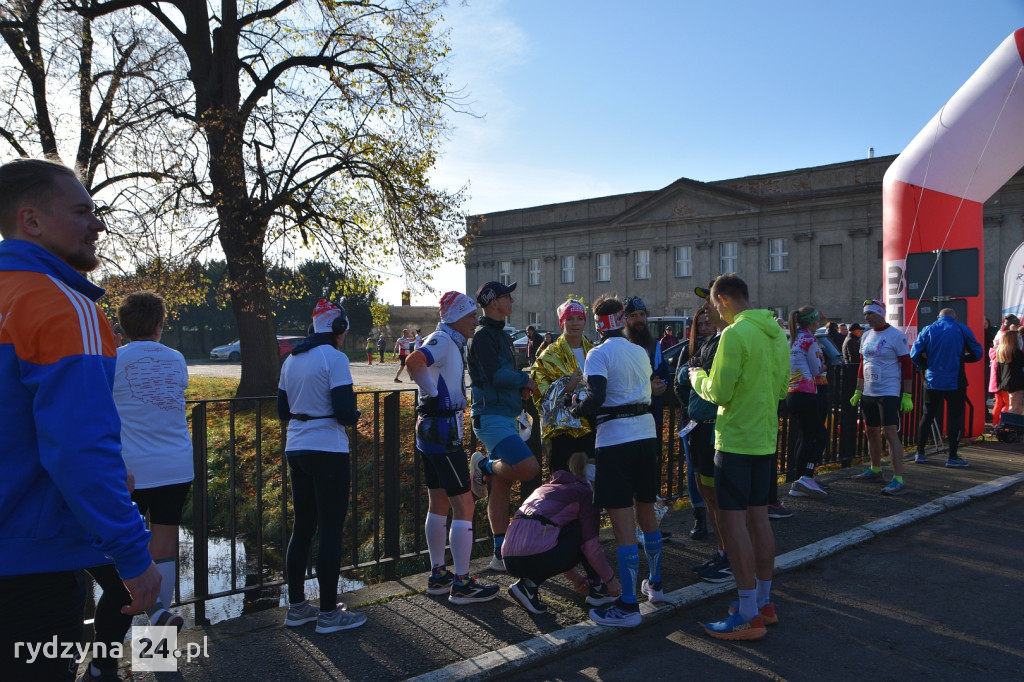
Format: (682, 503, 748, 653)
(503, 452, 620, 614)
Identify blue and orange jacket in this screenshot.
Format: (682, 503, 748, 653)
(0, 239, 152, 578)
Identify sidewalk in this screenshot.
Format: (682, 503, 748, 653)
(123, 441, 1024, 681)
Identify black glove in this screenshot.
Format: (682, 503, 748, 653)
(418, 395, 440, 417)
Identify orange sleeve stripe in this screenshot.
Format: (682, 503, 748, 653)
(0, 271, 115, 365)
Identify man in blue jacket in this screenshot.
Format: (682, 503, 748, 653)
(467, 281, 539, 571)
(910, 308, 983, 468)
(0, 159, 160, 679)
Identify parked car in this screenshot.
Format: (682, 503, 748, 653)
(514, 330, 561, 369)
(209, 335, 305, 361)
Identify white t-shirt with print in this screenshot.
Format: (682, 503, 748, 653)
(114, 341, 195, 488)
(279, 344, 354, 453)
(860, 325, 910, 397)
(584, 336, 656, 447)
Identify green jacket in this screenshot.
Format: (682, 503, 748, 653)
(692, 309, 790, 455)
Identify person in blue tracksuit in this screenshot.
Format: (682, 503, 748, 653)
(0, 159, 159, 679)
(910, 308, 983, 468)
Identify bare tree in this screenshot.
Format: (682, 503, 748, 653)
(1, 0, 203, 288)
(55, 0, 468, 396)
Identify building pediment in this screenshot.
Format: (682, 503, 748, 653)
(611, 179, 760, 225)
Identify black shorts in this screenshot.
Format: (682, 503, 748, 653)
(418, 447, 471, 497)
(861, 394, 900, 428)
(714, 451, 771, 511)
(690, 421, 716, 483)
(593, 438, 659, 509)
(132, 481, 192, 525)
(399, 354, 408, 366)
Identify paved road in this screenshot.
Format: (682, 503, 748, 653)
(523, 485, 1024, 682)
(187, 358, 429, 392)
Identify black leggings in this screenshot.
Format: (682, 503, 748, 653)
(84, 564, 133, 674)
(502, 520, 598, 587)
(547, 432, 595, 473)
(787, 391, 823, 476)
(0, 570, 85, 680)
(917, 387, 965, 458)
(286, 451, 351, 610)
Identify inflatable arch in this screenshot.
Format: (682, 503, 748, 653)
(883, 28, 1024, 436)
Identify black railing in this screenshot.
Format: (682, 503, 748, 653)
(176, 368, 941, 619)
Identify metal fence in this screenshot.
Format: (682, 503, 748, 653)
(177, 365, 966, 621)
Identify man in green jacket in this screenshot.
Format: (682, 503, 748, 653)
(689, 274, 789, 641)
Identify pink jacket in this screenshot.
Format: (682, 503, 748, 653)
(500, 470, 614, 583)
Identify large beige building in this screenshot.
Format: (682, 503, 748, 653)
(465, 155, 1024, 334)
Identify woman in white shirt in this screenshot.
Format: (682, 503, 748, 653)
(277, 300, 366, 634)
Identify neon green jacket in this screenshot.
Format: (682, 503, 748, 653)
(692, 309, 790, 455)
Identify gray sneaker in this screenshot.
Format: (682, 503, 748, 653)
(284, 600, 319, 627)
(315, 607, 367, 634)
(470, 450, 489, 498)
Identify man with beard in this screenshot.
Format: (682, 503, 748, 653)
(623, 296, 670, 441)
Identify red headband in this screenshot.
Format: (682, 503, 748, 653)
(595, 310, 625, 333)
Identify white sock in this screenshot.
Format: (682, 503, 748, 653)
(756, 578, 773, 608)
(425, 513, 448, 571)
(155, 557, 176, 611)
(449, 520, 474, 577)
(737, 589, 758, 620)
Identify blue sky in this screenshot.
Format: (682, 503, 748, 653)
(380, 0, 1024, 305)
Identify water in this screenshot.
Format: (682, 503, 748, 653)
(90, 528, 365, 628)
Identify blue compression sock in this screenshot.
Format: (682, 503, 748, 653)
(617, 545, 639, 605)
(642, 530, 662, 585)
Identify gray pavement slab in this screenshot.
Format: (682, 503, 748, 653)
(116, 442, 1024, 681)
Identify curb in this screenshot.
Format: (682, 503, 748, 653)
(408, 470, 1024, 682)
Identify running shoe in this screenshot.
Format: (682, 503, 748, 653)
(315, 607, 367, 633)
(426, 569, 455, 595)
(851, 464, 884, 481)
(914, 453, 928, 464)
(945, 457, 969, 468)
(691, 552, 724, 572)
(284, 600, 319, 627)
(787, 487, 808, 497)
(728, 601, 779, 625)
(508, 579, 546, 614)
(488, 552, 506, 572)
(641, 579, 665, 604)
(697, 558, 733, 584)
(469, 450, 489, 499)
(153, 608, 184, 631)
(793, 476, 828, 499)
(586, 581, 618, 606)
(881, 479, 906, 496)
(766, 502, 793, 519)
(589, 602, 641, 628)
(448, 576, 500, 604)
(705, 611, 767, 640)
(76, 665, 121, 682)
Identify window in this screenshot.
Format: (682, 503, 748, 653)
(674, 246, 692, 278)
(596, 252, 611, 282)
(561, 255, 575, 284)
(498, 261, 511, 286)
(820, 244, 842, 278)
(769, 238, 788, 272)
(720, 241, 737, 273)
(528, 258, 540, 286)
(634, 249, 650, 280)
(773, 307, 787, 321)
(528, 311, 540, 327)
(674, 308, 690, 317)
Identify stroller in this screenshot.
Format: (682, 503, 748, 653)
(993, 411, 1024, 443)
